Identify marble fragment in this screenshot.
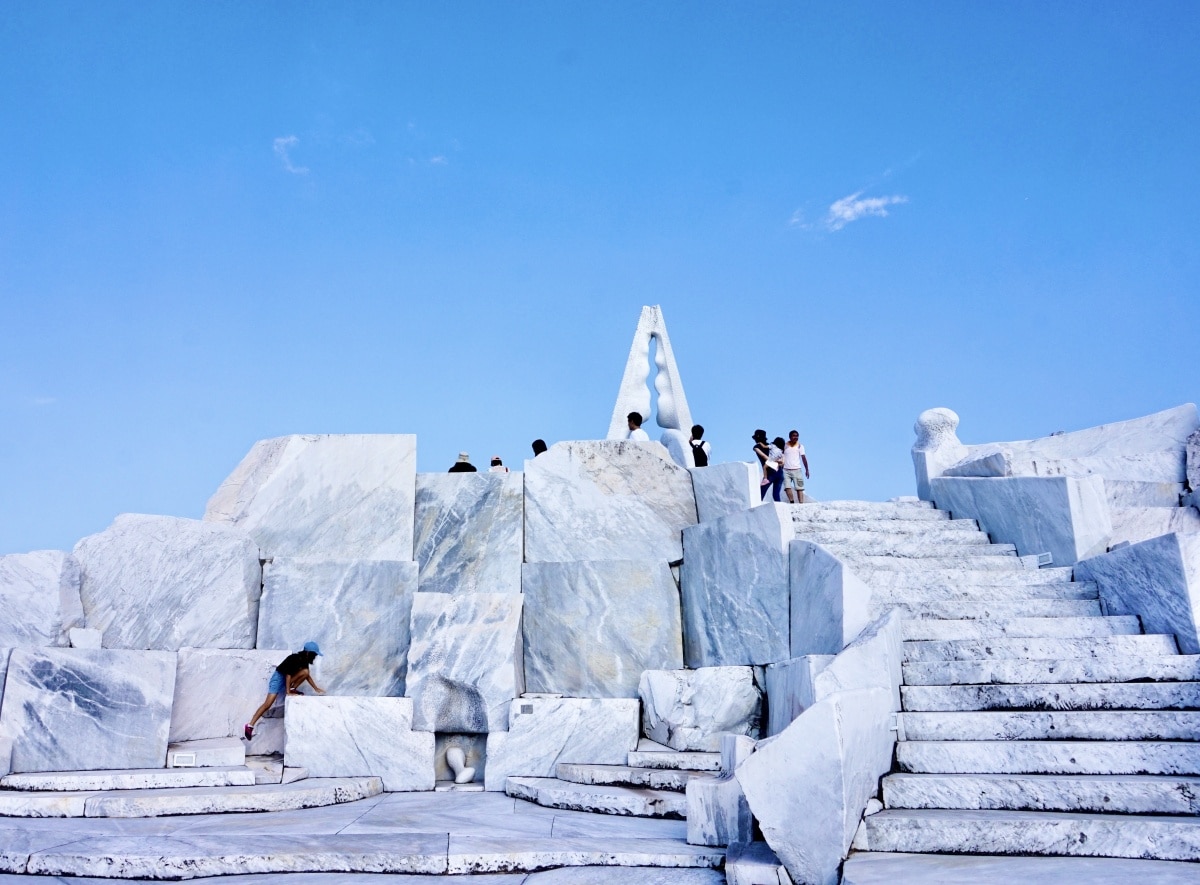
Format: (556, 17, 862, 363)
(639, 667, 763, 751)
(406, 592, 523, 732)
(414, 472, 524, 595)
(689, 462, 758, 523)
(789, 540, 873, 657)
(764, 655, 833, 737)
(724, 841, 792, 885)
(686, 775, 753, 847)
(205, 433, 418, 560)
(258, 558, 416, 696)
(0, 551, 84, 648)
(170, 648, 291, 755)
(1188, 429, 1200, 492)
(68, 627, 101, 649)
(72, 514, 260, 650)
(0, 648, 175, 773)
(522, 560, 683, 697)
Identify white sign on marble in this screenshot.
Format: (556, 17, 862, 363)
(639, 667, 763, 751)
(690, 462, 758, 524)
(0, 550, 84, 648)
(72, 514, 261, 651)
(522, 560, 683, 698)
(405, 592, 524, 733)
(205, 433, 418, 560)
(605, 305, 693, 441)
(258, 558, 416, 697)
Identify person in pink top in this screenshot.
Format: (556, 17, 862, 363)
(781, 429, 810, 504)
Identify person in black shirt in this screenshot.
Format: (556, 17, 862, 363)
(448, 452, 477, 473)
(244, 641, 325, 740)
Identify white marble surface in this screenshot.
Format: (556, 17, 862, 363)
(723, 840, 790, 885)
(259, 558, 416, 696)
(484, 697, 639, 790)
(842, 851, 1200, 885)
(72, 514, 260, 650)
(524, 441, 698, 563)
(639, 668, 763, 751)
(67, 628, 101, 649)
(414, 472, 524, 595)
(1110, 505, 1200, 546)
(912, 408, 969, 501)
(689, 462, 758, 524)
(522, 560, 682, 697)
(685, 775, 752, 848)
(0, 648, 175, 773)
(0, 551, 84, 648)
(205, 433, 418, 560)
(1188, 429, 1200, 492)
(810, 610, 904, 713)
(764, 655, 833, 737)
(405, 592, 523, 733)
(605, 305, 693, 440)
(789, 540, 873, 657)
(284, 696, 435, 791)
(170, 648, 291, 755)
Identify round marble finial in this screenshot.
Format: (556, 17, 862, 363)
(913, 408, 961, 450)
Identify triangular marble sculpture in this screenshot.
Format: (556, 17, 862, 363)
(606, 305, 693, 442)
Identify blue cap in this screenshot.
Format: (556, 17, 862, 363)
(303, 641, 322, 656)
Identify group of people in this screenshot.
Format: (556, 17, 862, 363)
(753, 428, 810, 503)
(447, 440, 550, 473)
(625, 411, 711, 467)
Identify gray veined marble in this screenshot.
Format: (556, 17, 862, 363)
(0, 550, 84, 648)
(405, 592, 524, 733)
(689, 462, 758, 524)
(522, 560, 683, 698)
(258, 558, 416, 697)
(414, 472, 524, 595)
(639, 667, 763, 751)
(72, 514, 261, 651)
(170, 647, 292, 755)
(0, 648, 175, 773)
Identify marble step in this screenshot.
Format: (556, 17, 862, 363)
(842, 851, 1200, 885)
(879, 599, 1103, 620)
(882, 772, 1200, 814)
(900, 616, 1139, 642)
(868, 567, 1082, 592)
(793, 516, 979, 535)
(627, 744, 722, 772)
(902, 634, 1178, 663)
(902, 681, 1200, 712)
(0, 765, 256, 792)
(555, 763, 705, 792)
(874, 583, 1097, 606)
(166, 736, 244, 768)
(846, 554, 1030, 572)
(857, 807, 1200, 861)
(793, 500, 938, 515)
(819, 541, 1017, 559)
(897, 740, 1200, 775)
(798, 529, 992, 547)
(506, 776, 688, 818)
(904, 655, 1200, 686)
(900, 710, 1200, 741)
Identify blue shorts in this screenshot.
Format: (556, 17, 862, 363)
(268, 671, 287, 695)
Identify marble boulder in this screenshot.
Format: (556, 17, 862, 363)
(258, 558, 416, 697)
(639, 667, 763, 751)
(522, 560, 683, 697)
(205, 433, 418, 560)
(790, 540, 873, 657)
(0, 648, 175, 773)
(0, 550, 84, 647)
(689, 462, 758, 524)
(1188, 429, 1200, 493)
(764, 655, 834, 737)
(405, 592, 523, 733)
(73, 514, 261, 650)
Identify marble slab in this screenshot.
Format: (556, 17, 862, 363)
(414, 472, 524, 595)
(764, 654, 833, 737)
(522, 560, 683, 697)
(1188, 429, 1200, 493)
(0, 551, 84, 648)
(1109, 505, 1200, 546)
(689, 462, 757, 524)
(72, 514, 261, 650)
(842, 851, 1200, 885)
(170, 648, 291, 755)
(284, 696, 435, 791)
(0, 648, 9, 732)
(789, 540, 873, 657)
(259, 558, 416, 696)
(205, 433, 418, 560)
(405, 592, 523, 733)
(68, 628, 101, 649)
(639, 668, 763, 751)
(524, 441, 698, 563)
(686, 775, 752, 848)
(0, 648, 175, 773)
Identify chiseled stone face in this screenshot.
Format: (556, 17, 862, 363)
(414, 473, 523, 595)
(640, 667, 763, 752)
(204, 433, 417, 561)
(0, 648, 175, 773)
(405, 592, 524, 733)
(258, 558, 416, 697)
(0, 550, 84, 648)
(170, 647, 292, 755)
(73, 514, 261, 651)
(522, 560, 683, 698)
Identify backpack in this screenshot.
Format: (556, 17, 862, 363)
(690, 440, 709, 467)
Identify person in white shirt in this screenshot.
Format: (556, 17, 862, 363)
(626, 411, 651, 441)
(781, 429, 810, 504)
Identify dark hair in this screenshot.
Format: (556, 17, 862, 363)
(691, 424, 704, 439)
(752, 429, 767, 443)
(789, 429, 799, 436)
(773, 437, 786, 448)
(491, 457, 502, 465)
(627, 411, 643, 427)
(532, 439, 548, 456)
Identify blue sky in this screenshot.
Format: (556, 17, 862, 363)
(2, 2, 1198, 553)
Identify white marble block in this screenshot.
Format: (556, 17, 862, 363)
(790, 540, 873, 657)
(0, 550, 84, 648)
(68, 628, 102, 649)
(689, 462, 758, 524)
(284, 695, 435, 791)
(765, 655, 833, 737)
(72, 514, 261, 651)
(687, 774, 753, 848)
(0, 648, 10, 727)
(205, 433, 418, 560)
(484, 696, 640, 790)
(0, 648, 175, 773)
(170, 647, 292, 755)
(405, 592, 524, 733)
(639, 667, 763, 751)
(258, 558, 416, 697)
(522, 560, 683, 697)
(523, 441, 698, 563)
(1187, 429, 1200, 493)
(414, 472, 523, 595)
(680, 504, 792, 667)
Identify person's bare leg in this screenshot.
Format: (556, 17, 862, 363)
(249, 693, 279, 728)
(785, 486, 796, 504)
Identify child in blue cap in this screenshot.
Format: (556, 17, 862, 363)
(244, 641, 326, 740)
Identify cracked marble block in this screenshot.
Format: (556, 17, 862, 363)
(258, 558, 416, 697)
(640, 667, 763, 751)
(484, 697, 640, 790)
(170, 647, 292, 755)
(405, 592, 523, 733)
(414, 473, 523, 595)
(522, 560, 683, 698)
(284, 696, 434, 791)
(0, 648, 175, 773)
(524, 441, 698, 563)
(0, 550, 84, 648)
(205, 433, 417, 560)
(72, 514, 261, 651)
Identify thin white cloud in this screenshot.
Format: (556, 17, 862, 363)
(788, 208, 809, 229)
(429, 155, 448, 166)
(824, 191, 908, 231)
(30, 396, 56, 406)
(273, 135, 309, 174)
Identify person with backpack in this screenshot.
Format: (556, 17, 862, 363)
(689, 424, 710, 467)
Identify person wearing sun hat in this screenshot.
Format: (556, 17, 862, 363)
(448, 452, 477, 473)
(244, 641, 326, 740)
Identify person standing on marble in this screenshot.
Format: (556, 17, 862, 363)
(488, 456, 509, 473)
(782, 429, 810, 504)
(627, 412, 651, 441)
(753, 430, 782, 502)
(531, 439, 548, 457)
(245, 641, 325, 740)
(689, 424, 710, 467)
(448, 452, 477, 473)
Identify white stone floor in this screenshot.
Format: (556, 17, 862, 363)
(842, 851, 1200, 884)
